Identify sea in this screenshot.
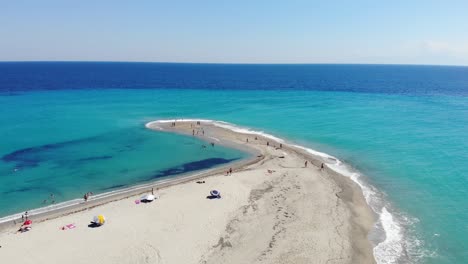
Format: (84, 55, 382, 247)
(0, 62, 467, 264)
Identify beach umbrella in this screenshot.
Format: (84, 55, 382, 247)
(210, 190, 220, 197)
(93, 215, 105, 225)
(23, 219, 32, 226)
(141, 194, 155, 201)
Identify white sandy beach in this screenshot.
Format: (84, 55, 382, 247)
(0, 120, 375, 264)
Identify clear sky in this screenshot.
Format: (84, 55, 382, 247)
(1, 0, 468, 65)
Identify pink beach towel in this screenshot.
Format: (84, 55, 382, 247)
(61, 224, 76, 230)
(134, 200, 140, 204)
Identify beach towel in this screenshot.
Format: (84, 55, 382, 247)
(135, 199, 140, 204)
(61, 223, 76, 230)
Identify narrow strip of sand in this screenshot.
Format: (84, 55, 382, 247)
(0, 120, 376, 264)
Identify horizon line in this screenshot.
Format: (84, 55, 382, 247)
(0, 60, 467, 67)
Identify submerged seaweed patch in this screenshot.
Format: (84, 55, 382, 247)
(1, 137, 99, 168)
(77, 155, 113, 162)
(1, 128, 145, 169)
(150, 157, 238, 180)
(2, 185, 43, 195)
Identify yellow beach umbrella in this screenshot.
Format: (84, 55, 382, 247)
(93, 215, 106, 225)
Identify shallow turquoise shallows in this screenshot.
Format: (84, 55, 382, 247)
(1, 88, 467, 264)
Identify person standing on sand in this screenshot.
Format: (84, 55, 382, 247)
(305, 161, 308, 167)
(151, 188, 154, 195)
(267, 141, 269, 146)
(280, 143, 282, 148)
(321, 163, 325, 170)
(246, 138, 249, 142)
(229, 168, 233, 175)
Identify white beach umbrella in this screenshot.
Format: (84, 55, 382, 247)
(141, 194, 155, 201)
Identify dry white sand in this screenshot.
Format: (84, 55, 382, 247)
(0, 120, 375, 264)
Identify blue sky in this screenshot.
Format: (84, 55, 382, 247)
(1, 0, 468, 65)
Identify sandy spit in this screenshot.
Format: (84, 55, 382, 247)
(0, 120, 375, 264)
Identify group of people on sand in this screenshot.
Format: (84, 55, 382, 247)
(253, 138, 283, 150)
(17, 222, 32, 233)
(246, 136, 258, 142)
(172, 120, 205, 127)
(16, 212, 32, 233)
(226, 167, 233, 176)
(304, 160, 326, 170)
(12, 187, 161, 236)
(245, 136, 283, 150)
(243, 134, 328, 171)
(192, 128, 205, 136)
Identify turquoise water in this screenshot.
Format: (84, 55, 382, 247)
(1, 78, 468, 263)
(0, 90, 247, 216)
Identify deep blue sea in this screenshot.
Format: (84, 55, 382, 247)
(0, 62, 467, 264)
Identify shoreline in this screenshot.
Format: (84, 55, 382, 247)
(0, 119, 377, 264)
(0, 122, 261, 229)
(0, 148, 260, 231)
